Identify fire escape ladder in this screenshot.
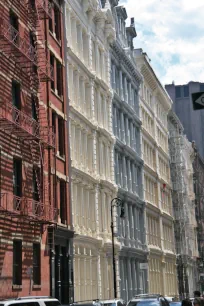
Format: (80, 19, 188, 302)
(27, 0, 53, 82)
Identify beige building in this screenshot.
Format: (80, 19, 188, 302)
(65, 0, 118, 301)
(168, 111, 199, 297)
(135, 49, 178, 296)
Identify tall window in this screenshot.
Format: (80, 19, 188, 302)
(52, 111, 56, 133)
(13, 158, 22, 200)
(58, 117, 65, 157)
(49, 2, 61, 41)
(32, 96, 38, 121)
(32, 168, 40, 202)
(60, 180, 66, 224)
(50, 53, 55, 90)
(10, 10, 18, 43)
(13, 240, 22, 285)
(54, 4, 61, 41)
(33, 243, 41, 285)
(56, 60, 63, 96)
(12, 80, 21, 109)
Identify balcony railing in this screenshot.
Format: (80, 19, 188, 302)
(0, 101, 55, 148)
(0, 18, 53, 81)
(0, 193, 57, 223)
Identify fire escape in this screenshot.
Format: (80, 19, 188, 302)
(0, 0, 57, 225)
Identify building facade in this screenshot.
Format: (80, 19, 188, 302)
(65, 0, 118, 301)
(165, 82, 204, 159)
(135, 49, 178, 296)
(0, 0, 73, 301)
(168, 111, 199, 298)
(111, 6, 148, 301)
(192, 144, 204, 293)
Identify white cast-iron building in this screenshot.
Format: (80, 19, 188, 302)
(135, 49, 178, 296)
(65, 0, 118, 301)
(111, 5, 148, 300)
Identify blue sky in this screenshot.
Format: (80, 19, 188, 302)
(120, 0, 204, 86)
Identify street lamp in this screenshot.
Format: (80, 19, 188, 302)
(111, 197, 125, 299)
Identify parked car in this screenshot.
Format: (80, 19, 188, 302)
(0, 296, 61, 306)
(169, 302, 181, 306)
(165, 299, 174, 303)
(100, 299, 126, 306)
(127, 294, 170, 306)
(69, 302, 101, 306)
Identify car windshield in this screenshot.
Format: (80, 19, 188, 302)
(103, 303, 116, 306)
(128, 301, 159, 306)
(170, 303, 181, 306)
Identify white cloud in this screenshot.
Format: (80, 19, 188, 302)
(120, 0, 204, 85)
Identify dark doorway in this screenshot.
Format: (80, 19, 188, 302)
(55, 245, 69, 304)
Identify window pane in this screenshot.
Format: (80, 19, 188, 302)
(175, 86, 181, 98)
(58, 117, 65, 156)
(13, 159, 22, 198)
(13, 240, 22, 285)
(200, 84, 204, 92)
(33, 243, 41, 285)
(183, 85, 189, 97)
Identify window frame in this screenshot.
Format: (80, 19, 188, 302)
(13, 239, 22, 285)
(33, 242, 41, 285)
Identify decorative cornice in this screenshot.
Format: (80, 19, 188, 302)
(111, 42, 142, 85)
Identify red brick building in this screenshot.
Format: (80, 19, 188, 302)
(0, 0, 73, 302)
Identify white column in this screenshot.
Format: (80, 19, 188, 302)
(107, 97, 112, 133)
(110, 143, 115, 183)
(95, 42, 99, 76)
(80, 27, 84, 59)
(112, 63, 116, 90)
(82, 78, 86, 114)
(130, 121, 134, 149)
(99, 139, 103, 177)
(68, 64, 73, 101)
(129, 82, 132, 105)
(76, 71, 80, 107)
(81, 184, 84, 228)
(102, 191, 107, 232)
(131, 259, 137, 295)
(122, 156, 127, 188)
(119, 70, 124, 100)
(124, 76, 128, 102)
(101, 51, 105, 80)
(97, 89, 101, 125)
(127, 159, 131, 191)
(121, 112, 125, 142)
(125, 116, 129, 146)
(66, 9, 71, 45)
(79, 128, 83, 167)
(84, 132, 88, 170)
(93, 131, 97, 175)
(115, 151, 119, 184)
(127, 259, 133, 297)
(134, 207, 138, 243)
(72, 17, 77, 51)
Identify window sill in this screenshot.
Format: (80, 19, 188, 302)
(33, 284, 41, 289)
(56, 153, 65, 162)
(12, 285, 22, 290)
(51, 89, 64, 102)
(49, 31, 62, 47)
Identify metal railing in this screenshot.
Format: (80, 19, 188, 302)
(0, 193, 57, 222)
(0, 101, 55, 148)
(0, 18, 53, 81)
